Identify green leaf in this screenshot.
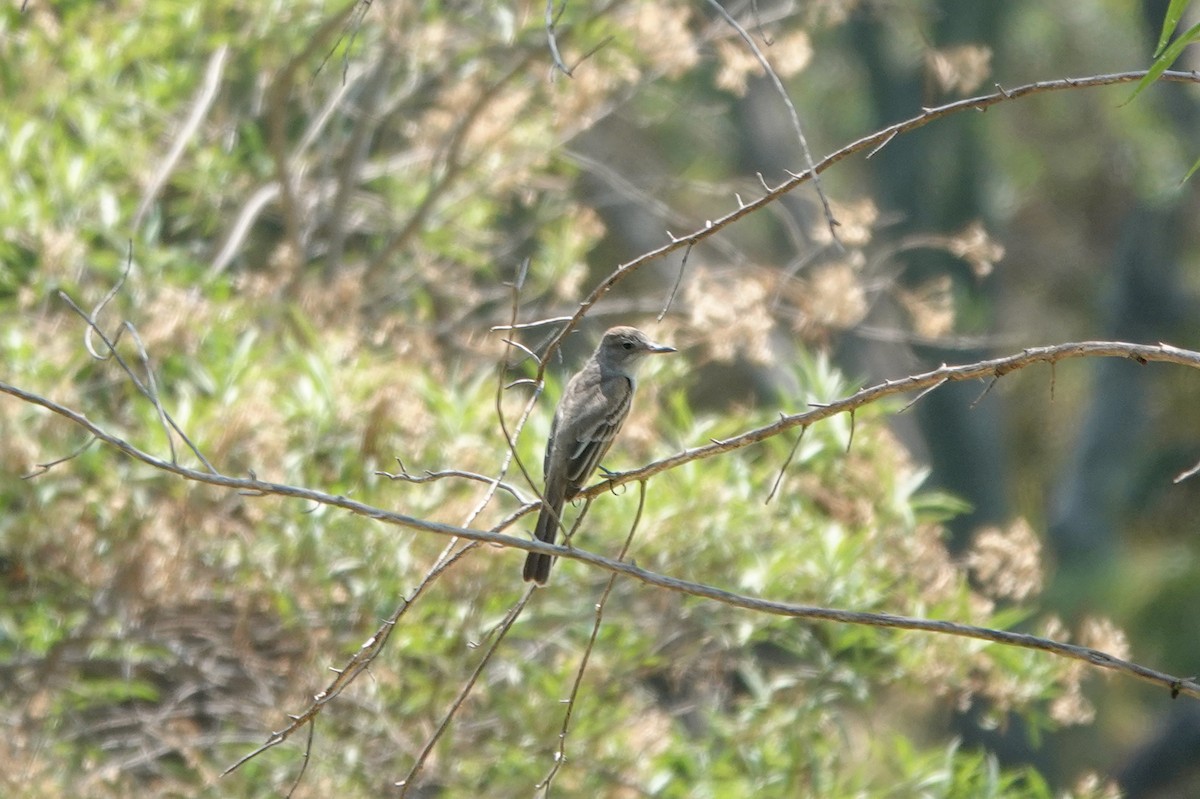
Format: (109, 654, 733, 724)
(1181, 151, 1200, 185)
(1154, 0, 1192, 57)
(1129, 18, 1200, 103)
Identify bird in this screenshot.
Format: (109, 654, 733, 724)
(523, 326, 676, 584)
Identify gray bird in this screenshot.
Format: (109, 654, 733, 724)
(523, 326, 676, 584)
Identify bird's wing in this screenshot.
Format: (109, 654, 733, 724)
(563, 375, 632, 491)
(543, 408, 560, 477)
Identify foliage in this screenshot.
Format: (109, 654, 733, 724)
(1131, 0, 1200, 180)
(0, 0, 1189, 797)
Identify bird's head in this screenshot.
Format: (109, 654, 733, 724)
(597, 326, 676, 369)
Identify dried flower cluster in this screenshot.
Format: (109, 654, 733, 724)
(967, 519, 1044, 602)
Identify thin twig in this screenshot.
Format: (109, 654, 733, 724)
(377, 464, 530, 504)
(705, 0, 840, 246)
(502, 337, 540, 363)
(970, 375, 1000, 408)
(21, 434, 97, 479)
(123, 322, 177, 464)
(899, 377, 947, 413)
(541, 481, 647, 793)
(1174, 460, 1200, 484)
(223, 542, 477, 776)
(538, 70, 1200, 367)
(313, 0, 373, 84)
(569, 35, 615, 73)
(397, 587, 534, 796)
(82, 245, 133, 361)
(495, 258, 550, 540)
(134, 45, 230, 231)
(60, 284, 217, 474)
(491, 316, 575, 332)
(546, 0, 571, 76)
(657, 243, 692, 322)
(765, 426, 806, 504)
(284, 721, 315, 799)
(560, 495, 594, 550)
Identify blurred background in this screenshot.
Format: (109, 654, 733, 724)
(2, 1, 1199, 796)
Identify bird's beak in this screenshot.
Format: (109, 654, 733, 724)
(646, 341, 676, 354)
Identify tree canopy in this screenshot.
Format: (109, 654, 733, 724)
(2, 1, 1199, 797)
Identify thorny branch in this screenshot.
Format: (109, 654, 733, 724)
(7, 340, 1200, 710)
(397, 588, 534, 796)
(581, 341, 1200, 494)
(540, 481, 648, 794)
(9, 65, 1200, 790)
(705, 0, 841, 245)
(533, 69, 1200, 368)
(222, 543, 479, 777)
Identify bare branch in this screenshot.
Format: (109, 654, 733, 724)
(8, 340, 1200, 713)
(315, 0, 374, 84)
(541, 481, 648, 792)
(1174, 459, 1200, 484)
(491, 316, 575, 332)
(224, 542, 478, 777)
(560, 495, 594, 550)
(284, 721, 315, 799)
(397, 587, 534, 796)
(501, 337, 540, 364)
(123, 322, 178, 464)
(493, 261, 547, 531)
(22, 435, 98, 479)
(899, 377, 947, 413)
(970, 375, 1000, 408)
(538, 70, 1200, 365)
(378, 463, 531, 504)
(705, 0, 840, 245)
(765, 425, 807, 505)
(582, 341, 1200, 494)
(546, 0, 571, 76)
(134, 45, 230, 231)
(81, 245, 133, 361)
(9, 341, 1195, 516)
(59, 287, 217, 473)
(657, 242, 692, 322)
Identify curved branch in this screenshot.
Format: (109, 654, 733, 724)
(537, 69, 1200, 363)
(6, 338, 1200, 704)
(577, 341, 1200, 497)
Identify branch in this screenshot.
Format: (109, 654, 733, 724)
(576, 341, 1200, 496)
(705, 0, 840, 244)
(377, 463, 532, 504)
(224, 542, 479, 777)
(134, 44, 230, 232)
(397, 587, 534, 795)
(6, 338, 1200, 705)
(540, 481, 648, 793)
(536, 69, 1200, 363)
(6, 341, 1194, 515)
(262, 0, 363, 259)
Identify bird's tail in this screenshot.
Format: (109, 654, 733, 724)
(523, 489, 564, 585)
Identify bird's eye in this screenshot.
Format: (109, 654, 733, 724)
(622, 341, 634, 350)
